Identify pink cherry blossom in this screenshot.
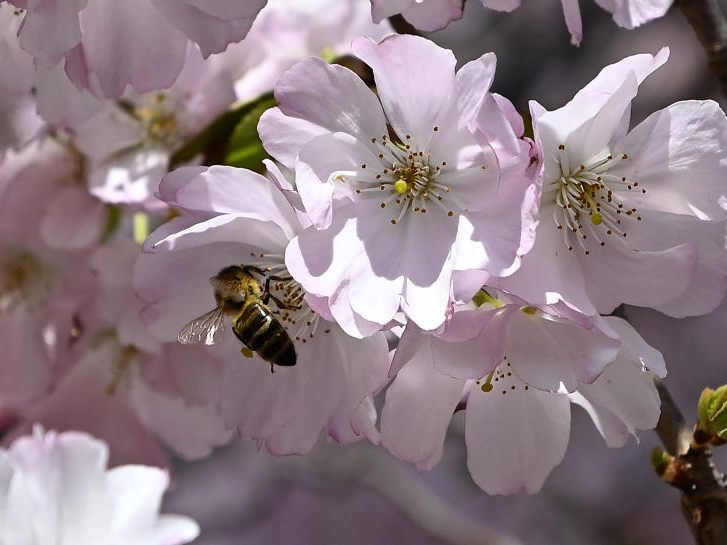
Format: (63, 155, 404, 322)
(261, 34, 538, 335)
(0, 427, 199, 545)
(381, 313, 664, 494)
(481, 0, 672, 45)
(5, 0, 267, 98)
(0, 138, 108, 250)
(499, 49, 727, 317)
(134, 165, 390, 455)
(71, 46, 236, 208)
(223, 0, 392, 103)
(390, 289, 622, 391)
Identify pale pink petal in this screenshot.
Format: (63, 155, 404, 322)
(579, 243, 696, 314)
(270, 56, 387, 148)
(152, 0, 266, 57)
(601, 316, 666, 377)
(34, 62, 103, 127)
(401, 0, 464, 32)
(610, 100, 727, 220)
(77, 0, 187, 97)
(370, 0, 414, 21)
(430, 307, 510, 379)
(560, 0, 583, 45)
(294, 131, 379, 229)
(480, 0, 521, 11)
(0, 309, 51, 408)
(594, 0, 673, 28)
(159, 166, 300, 239)
(495, 216, 595, 313)
(505, 308, 620, 391)
(570, 358, 661, 447)
(258, 107, 329, 169)
(16, 0, 87, 63)
(19, 346, 170, 468)
(381, 346, 465, 469)
(352, 34, 456, 147)
(465, 375, 570, 495)
(40, 185, 106, 249)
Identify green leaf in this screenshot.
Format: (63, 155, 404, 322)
(169, 93, 275, 170)
(100, 205, 122, 243)
(698, 385, 727, 440)
(223, 95, 277, 171)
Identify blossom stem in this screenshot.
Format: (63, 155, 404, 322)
(654, 379, 727, 545)
(675, 0, 727, 96)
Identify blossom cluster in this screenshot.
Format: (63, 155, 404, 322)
(0, 0, 725, 541)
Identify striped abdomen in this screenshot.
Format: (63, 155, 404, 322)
(232, 301, 296, 366)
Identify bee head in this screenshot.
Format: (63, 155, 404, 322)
(209, 265, 248, 302)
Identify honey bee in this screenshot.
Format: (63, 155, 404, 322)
(178, 265, 297, 370)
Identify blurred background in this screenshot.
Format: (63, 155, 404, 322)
(4, 1, 727, 544)
(161, 2, 727, 544)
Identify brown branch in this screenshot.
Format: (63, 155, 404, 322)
(654, 379, 727, 545)
(675, 0, 727, 96)
(388, 14, 421, 36)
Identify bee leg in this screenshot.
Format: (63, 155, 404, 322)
(270, 362, 275, 374)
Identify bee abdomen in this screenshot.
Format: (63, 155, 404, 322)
(234, 303, 296, 366)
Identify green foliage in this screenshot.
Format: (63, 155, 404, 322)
(698, 385, 727, 441)
(223, 95, 277, 171)
(100, 205, 122, 243)
(169, 93, 276, 172)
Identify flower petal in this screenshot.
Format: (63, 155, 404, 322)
(465, 374, 570, 495)
(353, 34, 456, 147)
(381, 346, 465, 470)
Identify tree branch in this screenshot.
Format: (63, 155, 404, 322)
(675, 0, 727, 95)
(654, 379, 727, 545)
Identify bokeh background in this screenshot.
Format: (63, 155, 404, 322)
(4, 1, 727, 544)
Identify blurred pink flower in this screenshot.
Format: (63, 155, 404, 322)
(71, 46, 237, 208)
(389, 289, 622, 391)
(2, 238, 232, 467)
(224, 0, 392, 103)
(261, 35, 538, 335)
(482, 0, 672, 44)
(134, 165, 390, 455)
(500, 48, 727, 317)
(381, 313, 663, 494)
(0, 427, 199, 545)
(5, 0, 267, 98)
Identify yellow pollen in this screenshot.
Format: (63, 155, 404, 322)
(591, 212, 603, 225)
(394, 179, 409, 194)
(481, 370, 495, 392)
(521, 306, 538, 315)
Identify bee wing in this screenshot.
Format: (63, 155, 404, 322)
(178, 308, 226, 345)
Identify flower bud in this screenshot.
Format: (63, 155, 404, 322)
(697, 386, 727, 442)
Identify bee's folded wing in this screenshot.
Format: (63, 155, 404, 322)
(178, 308, 226, 345)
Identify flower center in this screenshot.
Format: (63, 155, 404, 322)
(121, 93, 181, 149)
(546, 145, 646, 255)
(475, 357, 531, 395)
(0, 248, 52, 313)
(341, 128, 459, 224)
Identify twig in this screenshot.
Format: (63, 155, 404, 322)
(279, 442, 525, 545)
(388, 14, 421, 36)
(654, 379, 727, 545)
(675, 0, 727, 96)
